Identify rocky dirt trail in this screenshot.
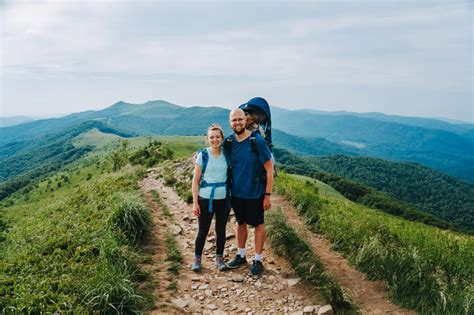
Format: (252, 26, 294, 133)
(272, 195, 415, 315)
(139, 168, 330, 315)
(139, 166, 414, 314)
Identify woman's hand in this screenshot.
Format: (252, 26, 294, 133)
(193, 203, 201, 216)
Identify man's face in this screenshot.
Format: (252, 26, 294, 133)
(229, 110, 246, 135)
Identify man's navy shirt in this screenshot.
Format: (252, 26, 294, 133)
(230, 133, 272, 199)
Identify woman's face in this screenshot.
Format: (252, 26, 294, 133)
(207, 129, 223, 148)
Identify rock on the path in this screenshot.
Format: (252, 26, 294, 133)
(303, 305, 319, 314)
(204, 242, 214, 251)
(226, 233, 235, 240)
(287, 277, 301, 287)
(198, 284, 209, 290)
(317, 305, 333, 315)
(171, 298, 188, 308)
(207, 304, 218, 310)
(231, 274, 245, 282)
(170, 224, 183, 235)
(205, 289, 213, 297)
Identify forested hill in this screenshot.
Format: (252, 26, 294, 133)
(0, 121, 133, 200)
(272, 107, 474, 182)
(274, 149, 474, 233)
(272, 129, 358, 156)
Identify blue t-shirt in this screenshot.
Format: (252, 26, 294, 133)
(230, 133, 272, 199)
(196, 148, 227, 200)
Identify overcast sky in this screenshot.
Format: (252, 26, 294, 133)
(1, 0, 472, 122)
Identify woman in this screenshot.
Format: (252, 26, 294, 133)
(191, 124, 230, 272)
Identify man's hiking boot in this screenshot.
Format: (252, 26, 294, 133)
(191, 257, 201, 272)
(227, 254, 247, 269)
(215, 256, 228, 271)
(250, 260, 264, 276)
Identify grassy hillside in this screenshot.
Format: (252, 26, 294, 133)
(0, 121, 135, 201)
(310, 154, 474, 228)
(275, 149, 470, 233)
(275, 172, 473, 314)
(0, 132, 203, 312)
(0, 161, 152, 312)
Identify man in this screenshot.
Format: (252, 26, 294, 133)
(225, 108, 273, 276)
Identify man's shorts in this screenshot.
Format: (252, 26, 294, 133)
(232, 196, 264, 227)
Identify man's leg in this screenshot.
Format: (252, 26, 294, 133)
(254, 223, 265, 255)
(237, 223, 248, 249)
(228, 198, 248, 269)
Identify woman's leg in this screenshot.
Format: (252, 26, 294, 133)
(214, 199, 231, 256)
(195, 198, 213, 256)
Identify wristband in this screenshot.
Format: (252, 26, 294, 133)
(264, 192, 271, 196)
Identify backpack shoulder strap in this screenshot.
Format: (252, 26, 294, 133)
(250, 130, 261, 164)
(223, 134, 234, 161)
(200, 148, 209, 178)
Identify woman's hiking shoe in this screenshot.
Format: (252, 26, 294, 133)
(250, 260, 264, 276)
(215, 256, 228, 271)
(227, 254, 247, 269)
(191, 257, 201, 272)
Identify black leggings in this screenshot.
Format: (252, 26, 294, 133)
(194, 198, 230, 256)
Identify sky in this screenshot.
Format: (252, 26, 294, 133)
(1, 0, 472, 122)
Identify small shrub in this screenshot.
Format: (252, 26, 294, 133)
(108, 192, 152, 245)
(164, 175, 177, 186)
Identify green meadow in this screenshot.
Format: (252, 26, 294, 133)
(1, 132, 473, 314)
(0, 132, 202, 313)
(275, 173, 474, 314)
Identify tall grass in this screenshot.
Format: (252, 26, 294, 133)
(108, 192, 152, 245)
(275, 172, 474, 314)
(81, 233, 144, 313)
(267, 208, 355, 311)
(0, 165, 154, 313)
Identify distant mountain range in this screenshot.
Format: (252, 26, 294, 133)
(1, 99, 473, 182)
(0, 116, 39, 127)
(271, 107, 474, 182)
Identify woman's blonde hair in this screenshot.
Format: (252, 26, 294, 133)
(207, 123, 224, 138)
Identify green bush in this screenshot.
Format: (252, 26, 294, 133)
(108, 192, 152, 245)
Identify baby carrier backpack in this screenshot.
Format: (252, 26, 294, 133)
(223, 97, 276, 182)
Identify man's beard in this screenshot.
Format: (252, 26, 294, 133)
(234, 126, 245, 135)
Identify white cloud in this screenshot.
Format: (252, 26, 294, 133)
(0, 1, 472, 120)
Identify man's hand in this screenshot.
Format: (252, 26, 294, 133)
(263, 195, 271, 210)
